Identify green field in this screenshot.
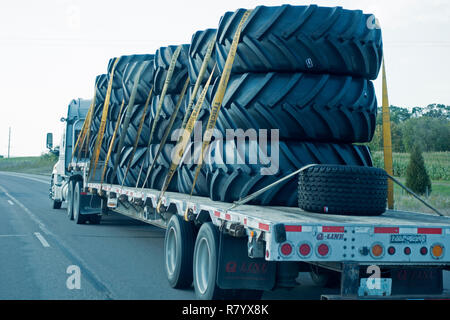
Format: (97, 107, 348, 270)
(372, 152, 449, 215)
(0, 154, 57, 175)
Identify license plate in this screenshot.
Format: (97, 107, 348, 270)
(358, 278, 392, 297)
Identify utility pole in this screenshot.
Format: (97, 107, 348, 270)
(8, 127, 11, 158)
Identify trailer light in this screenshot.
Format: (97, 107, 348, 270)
(404, 247, 411, 255)
(431, 244, 444, 259)
(371, 244, 384, 258)
(420, 247, 428, 256)
(299, 243, 311, 257)
(317, 243, 330, 257)
(387, 246, 396, 255)
(280, 243, 293, 256)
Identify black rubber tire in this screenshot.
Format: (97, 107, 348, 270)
(309, 265, 341, 288)
(177, 142, 209, 197)
(67, 180, 74, 220)
(50, 178, 62, 209)
(118, 104, 151, 147)
(164, 215, 196, 288)
(52, 200, 62, 209)
(216, 5, 383, 79)
(298, 165, 387, 216)
(89, 214, 102, 225)
(204, 140, 373, 207)
(148, 94, 187, 143)
(153, 45, 190, 94)
(193, 223, 232, 300)
(122, 59, 155, 105)
(188, 29, 220, 85)
(73, 181, 87, 224)
(213, 72, 377, 143)
(107, 54, 153, 90)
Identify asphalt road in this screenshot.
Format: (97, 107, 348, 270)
(0, 172, 448, 300)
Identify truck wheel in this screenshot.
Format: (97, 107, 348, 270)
(298, 165, 387, 216)
(67, 180, 74, 220)
(164, 215, 195, 288)
(52, 200, 62, 209)
(73, 181, 86, 225)
(50, 178, 62, 209)
(89, 214, 102, 225)
(193, 223, 231, 300)
(309, 265, 341, 288)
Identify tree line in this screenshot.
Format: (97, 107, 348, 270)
(367, 104, 450, 153)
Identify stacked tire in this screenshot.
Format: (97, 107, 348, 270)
(183, 5, 386, 213)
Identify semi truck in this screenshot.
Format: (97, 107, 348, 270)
(47, 97, 450, 300)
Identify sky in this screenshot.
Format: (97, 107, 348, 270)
(0, 0, 449, 157)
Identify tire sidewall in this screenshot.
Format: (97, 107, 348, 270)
(73, 181, 84, 224)
(193, 222, 219, 300)
(67, 180, 74, 220)
(164, 214, 194, 288)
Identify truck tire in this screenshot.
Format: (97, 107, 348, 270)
(89, 214, 102, 225)
(164, 215, 196, 288)
(73, 181, 87, 224)
(309, 265, 341, 288)
(50, 178, 62, 209)
(204, 140, 373, 207)
(213, 72, 377, 143)
(193, 223, 232, 300)
(67, 180, 74, 220)
(153, 45, 190, 95)
(216, 5, 383, 79)
(298, 165, 387, 216)
(188, 29, 220, 85)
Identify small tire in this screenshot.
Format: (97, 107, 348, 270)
(164, 215, 195, 288)
(298, 165, 387, 216)
(193, 223, 231, 300)
(67, 180, 74, 220)
(73, 181, 86, 225)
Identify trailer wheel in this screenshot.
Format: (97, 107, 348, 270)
(164, 215, 195, 288)
(309, 265, 341, 288)
(67, 180, 74, 220)
(89, 214, 102, 225)
(193, 222, 232, 300)
(73, 181, 86, 225)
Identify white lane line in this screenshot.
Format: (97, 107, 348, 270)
(0, 234, 27, 237)
(34, 232, 50, 247)
(7, 200, 14, 205)
(0, 185, 51, 235)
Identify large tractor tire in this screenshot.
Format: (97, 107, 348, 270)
(216, 5, 383, 79)
(213, 72, 377, 143)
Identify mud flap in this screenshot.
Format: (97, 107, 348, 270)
(79, 193, 102, 215)
(217, 231, 276, 291)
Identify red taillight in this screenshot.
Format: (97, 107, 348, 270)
(317, 243, 329, 257)
(299, 243, 311, 257)
(388, 247, 396, 255)
(404, 247, 411, 255)
(280, 243, 293, 256)
(420, 247, 428, 256)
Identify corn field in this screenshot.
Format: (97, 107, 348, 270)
(372, 151, 450, 180)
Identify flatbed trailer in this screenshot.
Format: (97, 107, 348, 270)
(67, 161, 450, 300)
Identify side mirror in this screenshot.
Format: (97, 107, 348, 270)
(46, 133, 53, 150)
